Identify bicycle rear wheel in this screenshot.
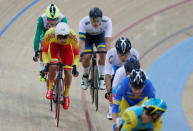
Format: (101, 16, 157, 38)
(94, 65, 99, 111)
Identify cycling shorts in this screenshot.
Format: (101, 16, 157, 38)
(50, 43, 73, 69)
(84, 32, 105, 52)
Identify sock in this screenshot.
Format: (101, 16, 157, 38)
(40, 61, 45, 71)
(98, 65, 105, 76)
(48, 80, 54, 90)
(83, 66, 90, 74)
(64, 85, 70, 97)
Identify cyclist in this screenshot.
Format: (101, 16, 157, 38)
(112, 69, 155, 123)
(42, 22, 79, 110)
(79, 7, 112, 90)
(33, 4, 67, 82)
(114, 98, 167, 131)
(105, 36, 140, 119)
(106, 57, 140, 120)
(112, 57, 140, 87)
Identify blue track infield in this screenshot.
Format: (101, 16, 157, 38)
(0, 0, 39, 37)
(147, 37, 193, 131)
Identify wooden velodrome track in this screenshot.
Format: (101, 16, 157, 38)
(0, 0, 193, 130)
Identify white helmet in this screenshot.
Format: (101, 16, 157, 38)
(55, 22, 70, 36)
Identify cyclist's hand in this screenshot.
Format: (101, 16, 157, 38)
(72, 65, 79, 77)
(33, 50, 39, 62)
(33, 56, 39, 62)
(79, 52, 84, 62)
(105, 90, 112, 100)
(44, 63, 49, 74)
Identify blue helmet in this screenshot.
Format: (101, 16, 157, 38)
(143, 98, 167, 117)
(124, 57, 140, 73)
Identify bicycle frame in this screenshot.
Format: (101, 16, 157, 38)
(83, 51, 106, 111)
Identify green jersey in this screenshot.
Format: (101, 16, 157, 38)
(34, 13, 67, 50)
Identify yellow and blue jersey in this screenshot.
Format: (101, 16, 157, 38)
(121, 106, 162, 131)
(113, 76, 155, 115)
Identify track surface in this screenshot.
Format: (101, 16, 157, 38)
(0, 0, 193, 130)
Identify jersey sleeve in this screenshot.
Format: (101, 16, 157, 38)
(70, 30, 80, 67)
(130, 48, 140, 61)
(146, 79, 156, 98)
(34, 16, 44, 50)
(105, 17, 112, 37)
(121, 110, 138, 131)
(113, 80, 126, 114)
(112, 67, 126, 87)
(42, 29, 50, 65)
(79, 18, 86, 40)
(153, 118, 162, 131)
(61, 16, 68, 23)
(104, 50, 114, 75)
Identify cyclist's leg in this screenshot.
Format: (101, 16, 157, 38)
(95, 32, 106, 89)
(82, 33, 93, 74)
(46, 43, 59, 99)
(39, 31, 46, 82)
(60, 44, 73, 110)
(81, 33, 93, 89)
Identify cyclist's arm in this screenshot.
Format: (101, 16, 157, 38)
(112, 83, 125, 122)
(130, 48, 140, 61)
(34, 16, 44, 51)
(79, 39, 85, 53)
(146, 79, 156, 99)
(153, 118, 162, 131)
(79, 18, 86, 53)
(105, 37, 111, 51)
(61, 16, 68, 23)
(70, 30, 80, 67)
(42, 30, 50, 65)
(105, 17, 112, 51)
(121, 110, 138, 131)
(104, 50, 114, 92)
(112, 66, 126, 87)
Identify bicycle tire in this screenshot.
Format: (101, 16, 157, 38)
(89, 65, 95, 104)
(56, 79, 62, 127)
(93, 65, 99, 111)
(54, 78, 59, 119)
(50, 100, 53, 112)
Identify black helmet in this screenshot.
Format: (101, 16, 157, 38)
(129, 69, 146, 89)
(89, 7, 103, 18)
(116, 37, 131, 54)
(124, 57, 140, 73)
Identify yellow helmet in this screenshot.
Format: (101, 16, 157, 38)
(46, 4, 60, 20)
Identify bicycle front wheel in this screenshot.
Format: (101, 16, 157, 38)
(55, 78, 62, 127)
(93, 65, 99, 111)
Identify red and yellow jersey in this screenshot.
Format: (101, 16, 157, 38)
(42, 27, 79, 67)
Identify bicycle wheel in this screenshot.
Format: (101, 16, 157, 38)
(50, 100, 53, 112)
(93, 65, 99, 111)
(54, 78, 59, 119)
(56, 79, 62, 127)
(89, 65, 95, 104)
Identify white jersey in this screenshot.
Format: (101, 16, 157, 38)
(41, 13, 65, 29)
(112, 66, 126, 87)
(104, 47, 140, 75)
(79, 16, 112, 37)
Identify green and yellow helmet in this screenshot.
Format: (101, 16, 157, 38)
(46, 4, 60, 20)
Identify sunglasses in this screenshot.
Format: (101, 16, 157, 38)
(57, 35, 69, 40)
(90, 17, 102, 23)
(47, 18, 59, 21)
